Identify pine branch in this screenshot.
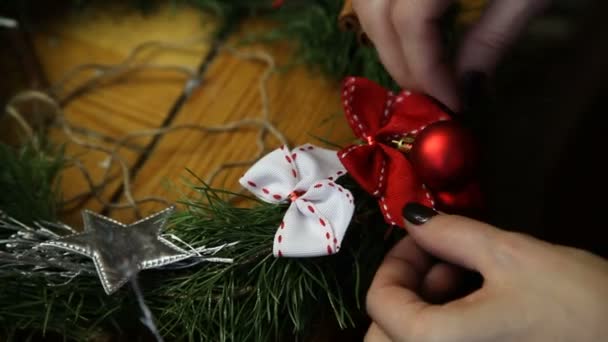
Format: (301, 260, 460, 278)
(213, 0, 399, 89)
(0, 213, 120, 340)
(0, 140, 64, 227)
(0, 174, 400, 341)
(145, 177, 396, 341)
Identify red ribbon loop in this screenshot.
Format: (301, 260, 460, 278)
(338, 77, 450, 227)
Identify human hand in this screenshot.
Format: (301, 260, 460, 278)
(365, 203, 608, 342)
(352, 0, 549, 111)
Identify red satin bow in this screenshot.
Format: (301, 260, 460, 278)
(338, 77, 451, 227)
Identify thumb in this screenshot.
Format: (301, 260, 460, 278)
(457, 0, 549, 76)
(403, 203, 502, 274)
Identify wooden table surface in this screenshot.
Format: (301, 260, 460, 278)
(32, 3, 354, 226)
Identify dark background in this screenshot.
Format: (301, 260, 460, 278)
(471, 0, 608, 258)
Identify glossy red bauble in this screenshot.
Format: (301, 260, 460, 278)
(434, 181, 484, 214)
(409, 120, 478, 190)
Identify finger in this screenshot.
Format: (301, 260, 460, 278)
(353, 0, 414, 87)
(364, 322, 392, 342)
(366, 236, 435, 341)
(370, 235, 434, 290)
(367, 233, 487, 341)
(391, 0, 460, 110)
(403, 203, 503, 275)
(457, 0, 549, 75)
(421, 262, 466, 303)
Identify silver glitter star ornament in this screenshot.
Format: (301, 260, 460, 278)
(41, 207, 189, 294)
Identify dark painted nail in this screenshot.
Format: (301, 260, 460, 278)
(403, 203, 438, 226)
(461, 71, 487, 113)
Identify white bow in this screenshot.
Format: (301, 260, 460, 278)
(240, 144, 355, 258)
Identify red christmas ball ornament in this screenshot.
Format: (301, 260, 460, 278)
(434, 181, 484, 214)
(409, 120, 478, 190)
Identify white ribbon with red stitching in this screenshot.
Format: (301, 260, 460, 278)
(239, 144, 354, 258)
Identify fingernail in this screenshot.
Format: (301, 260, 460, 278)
(403, 202, 438, 226)
(461, 71, 487, 113)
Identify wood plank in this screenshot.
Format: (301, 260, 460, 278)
(35, 3, 216, 76)
(29, 4, 218, 226)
